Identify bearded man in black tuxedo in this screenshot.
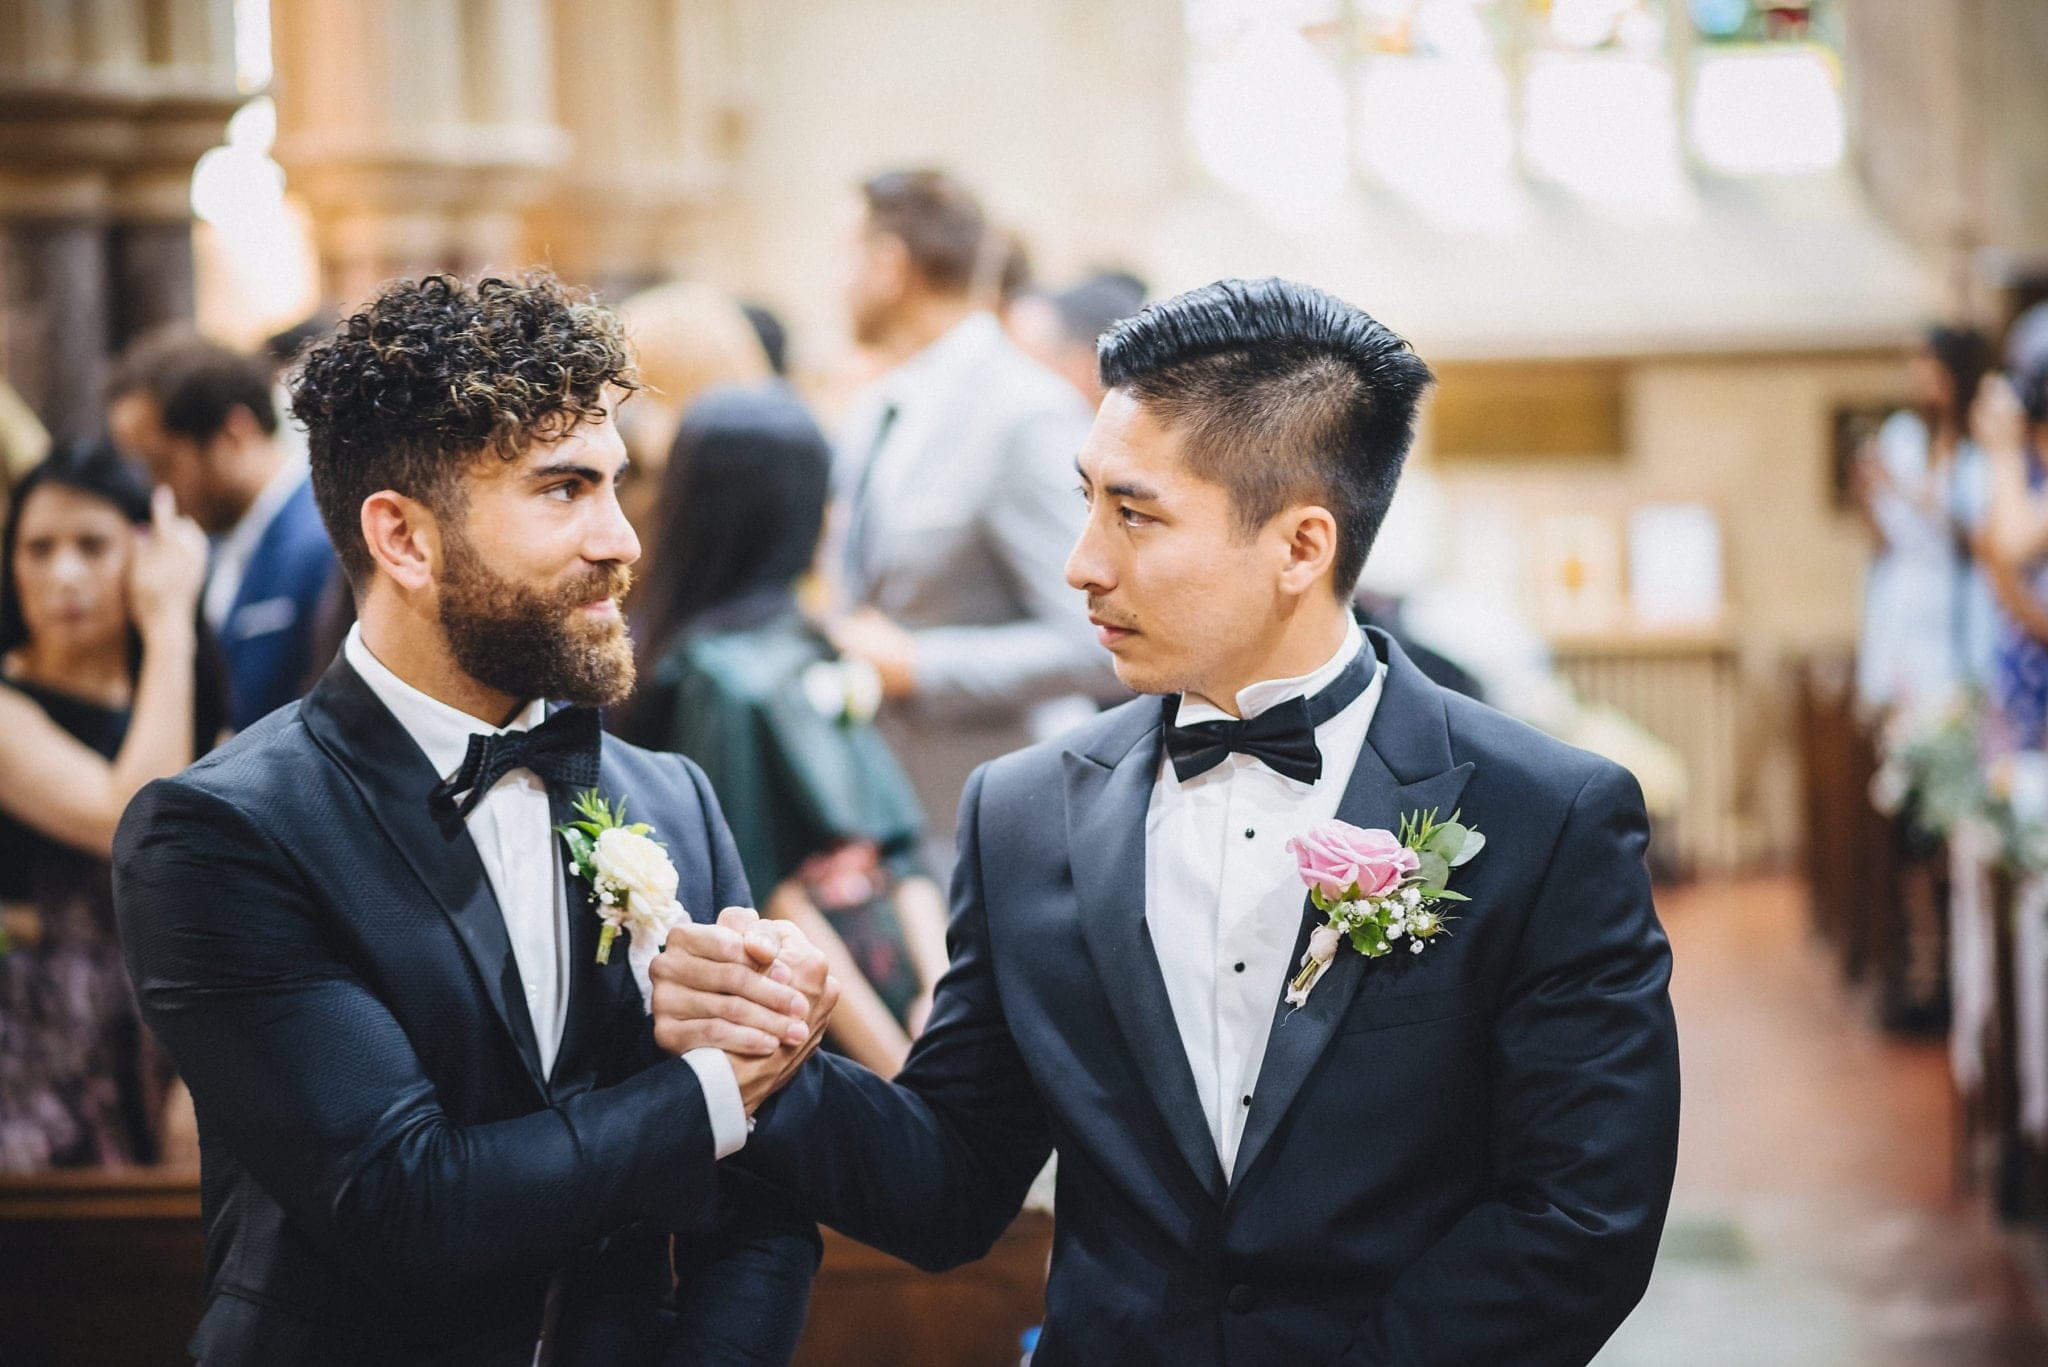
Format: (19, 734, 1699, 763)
(656, 278, 1682, 1366)
(114, 273, 831, 1366)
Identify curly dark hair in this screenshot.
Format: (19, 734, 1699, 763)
(289, 271, 639, 589)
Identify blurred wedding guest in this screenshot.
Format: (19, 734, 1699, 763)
(107, 330, 338, 730)
(1009, 270, 1150, 410)
(1973, 306, 2048, 748)
(0, 439, 219, 1171)
(613, 279, 772, 540)
(615, 385, 949, 1075)
(832, 168, 1116, 863)
(1854, 325, 1997, 714)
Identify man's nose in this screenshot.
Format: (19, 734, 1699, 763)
(1065, 514, 1114, 594)
(590, 488, 642, 566)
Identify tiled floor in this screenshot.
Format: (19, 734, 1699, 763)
(1596, 876, 2048, 1366)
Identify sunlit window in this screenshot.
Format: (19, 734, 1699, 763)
(1687, 0, 1846, 176)
(1182, 0, 1846, 224)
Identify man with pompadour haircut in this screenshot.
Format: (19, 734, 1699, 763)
(658, 276, 1679, 1367)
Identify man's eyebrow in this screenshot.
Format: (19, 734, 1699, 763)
(528, 457, 626, 483)
(1074, 461, 1160, 502)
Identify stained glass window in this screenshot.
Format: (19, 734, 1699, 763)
(1182, 0, 1846, 222)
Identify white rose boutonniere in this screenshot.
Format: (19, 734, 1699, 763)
(556, 790, 688, 1009)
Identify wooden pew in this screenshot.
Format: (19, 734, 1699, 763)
(0, 1165, 203, 1367)
(0, 1165, 1051, 1367)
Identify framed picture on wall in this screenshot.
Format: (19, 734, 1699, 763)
(1829, 401, 1901, 512)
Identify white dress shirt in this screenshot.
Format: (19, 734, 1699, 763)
(1144, 622, 1382, 1175)
(343, 625, 748, 1155)
(203, 451, 310, 633)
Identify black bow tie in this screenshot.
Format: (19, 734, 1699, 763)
(429, 705, 602, 817)
(1163, 646, 1375, 785)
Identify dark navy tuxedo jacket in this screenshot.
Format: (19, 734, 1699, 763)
(743, 629, 1679, 1366)
(216, 477, 337, 731)
(114, 658, 817, 1366)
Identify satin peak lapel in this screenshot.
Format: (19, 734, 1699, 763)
(1229, 629, 1474, 1193)
(1066, 721, 1229, 1204)
(301, 657, 550, 1099)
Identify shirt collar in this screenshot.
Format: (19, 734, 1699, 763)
(342, 623, 547, 783)
(1174, 620, 1370, 728)
(882, 311, 1003, 404)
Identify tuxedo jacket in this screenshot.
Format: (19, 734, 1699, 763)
(113, 658, 818, 1367)
(216, 477, 337, 731)
(743, 629, 1680, 1366)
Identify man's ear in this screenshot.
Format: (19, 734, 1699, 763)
(360, 490, 440, 595)
(220, 405, 268, 448)
(1275, 504, 1340, 598)
(872, 233, 914, 299)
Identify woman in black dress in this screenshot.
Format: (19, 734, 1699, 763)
(0, 438, 220, 1170)
(615, 384, 950, 1076)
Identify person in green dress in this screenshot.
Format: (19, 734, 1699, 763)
(615, 384, 951, 1075)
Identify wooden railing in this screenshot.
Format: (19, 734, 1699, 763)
(0, 1165, 1050, 1367)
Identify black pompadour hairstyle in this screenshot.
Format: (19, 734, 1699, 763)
(1096, 278, 1432, 597)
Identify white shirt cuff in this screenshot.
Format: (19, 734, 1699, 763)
(683, 1047, 748, 1158)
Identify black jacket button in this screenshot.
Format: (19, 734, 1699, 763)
(1226, 1283, 1257, 1313)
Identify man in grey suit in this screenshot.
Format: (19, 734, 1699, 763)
(829, 169, 1119, 866)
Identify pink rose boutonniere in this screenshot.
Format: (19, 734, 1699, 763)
(1283, 808, 1484, 1008)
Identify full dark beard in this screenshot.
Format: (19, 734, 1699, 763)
(438, 529, 636, 707)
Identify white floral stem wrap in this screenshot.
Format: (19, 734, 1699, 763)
(558, 792, 689, 1011)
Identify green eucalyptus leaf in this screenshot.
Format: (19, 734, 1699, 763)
(1430, 888, 1472, 903)
(1449, 828, 1486, 867)
(1416, 851, 1450, 888)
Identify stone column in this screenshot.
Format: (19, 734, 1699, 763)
(0, 0, 242, 436)
(525, 0, 740, 295)
(271, 0, 568, 305)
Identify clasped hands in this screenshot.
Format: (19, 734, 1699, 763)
(650, 907, 840, 1113)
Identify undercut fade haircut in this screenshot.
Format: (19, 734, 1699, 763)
(1097, 278, 1433, 598)
(110, 328, 279, 440)
(861, 168, 988, 295)
(289, 271, 639, 591)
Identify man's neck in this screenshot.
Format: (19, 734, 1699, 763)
(5, 636, 133, 705)
(1185, 604, 1355, 719)
(357, 591, 524, 726)
(219, 440, 289, 532)
(875, 293, 978, 368)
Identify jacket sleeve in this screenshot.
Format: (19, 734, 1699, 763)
(734, 763, 1055, 1271)
(1335, 762, 1681, 1367)
(113, 775, 724, 1288)
(660, 754, 822, 1366)
(908, 405, 1116, 717)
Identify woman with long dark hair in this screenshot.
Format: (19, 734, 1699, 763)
(616, 384, 949, 1076)
(0, 437, 220, 1170)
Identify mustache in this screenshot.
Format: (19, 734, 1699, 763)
(1087, 599, 1136, 630)
(559, 564, 633, 607)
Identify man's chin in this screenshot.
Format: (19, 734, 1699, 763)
(1109, 656, 1179, 698)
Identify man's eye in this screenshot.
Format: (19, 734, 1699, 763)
(1075, 483, 1092, 505)
(1118, 506, 1153, 527)
(543, 482, 577, 502)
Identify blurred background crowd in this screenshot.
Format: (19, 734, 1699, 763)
(8, 1, 2048, 1363)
